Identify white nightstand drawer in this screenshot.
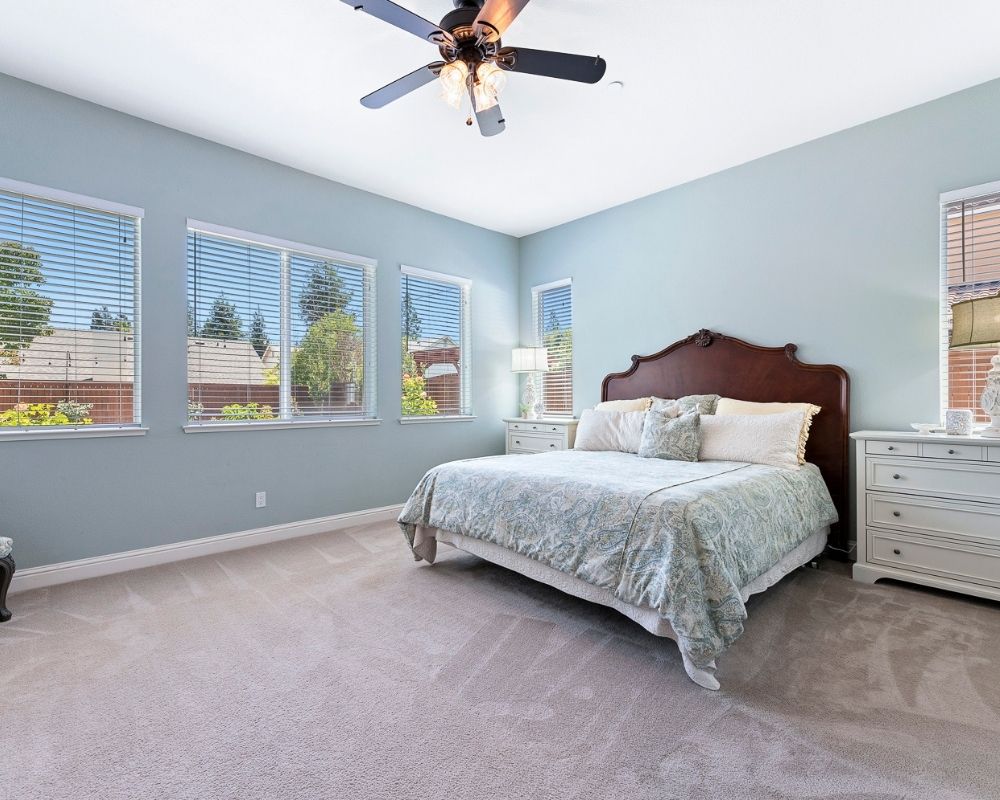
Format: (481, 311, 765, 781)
(508, 421, 564, 435)
(922, 442, 984, 461)
(867, 458, 1000, 503)
(868, 530, 1000, 588)
(868, 494, 1000, 546)
(507, 432, 562, 454)
(866, 440, 918, 457)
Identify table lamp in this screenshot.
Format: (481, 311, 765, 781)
(511, 346, 550, 420)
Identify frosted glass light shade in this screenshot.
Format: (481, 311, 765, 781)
(511, 346, 550, 373)
(950, 295, 1000, 349)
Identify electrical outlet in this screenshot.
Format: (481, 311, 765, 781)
(255, 491, 266, 509)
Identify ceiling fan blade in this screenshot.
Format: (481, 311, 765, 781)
(498, 47, 607, 84)
(361, 62, 444, 109)
(473, 0, 531, 37)
(341, 0, 454, 47)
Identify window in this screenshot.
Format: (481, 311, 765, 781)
(0, 178, 142, 432)
(187, 221, 376, 426)
(400, 266, 471, 419)
(942, 183, 1000, 421)
(532, 278, 573, 416)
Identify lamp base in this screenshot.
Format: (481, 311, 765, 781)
(521, 373, 539, 420)
(980, 427, 1000, 439)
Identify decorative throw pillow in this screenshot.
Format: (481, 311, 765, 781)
(574, 409, 646, 453)
(595, 397, 652, 413)
(638, 409, 701, 462)
(715, 398, 821, 465)
(652, 395, 719, 415)
(699, 410, 805, 470)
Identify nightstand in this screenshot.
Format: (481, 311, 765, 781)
(851, 430, 1000, 602)
(504, 418, 578, 454)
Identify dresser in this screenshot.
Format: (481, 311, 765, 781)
(851, 430, 1000, 602)
(505, 418, 578, 455)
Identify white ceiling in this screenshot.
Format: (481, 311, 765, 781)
(3, 1, 1000, 237)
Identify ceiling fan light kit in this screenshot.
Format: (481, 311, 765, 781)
(343, 0, 608, 136)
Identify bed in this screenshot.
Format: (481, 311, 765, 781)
(398, 329, 850, 690)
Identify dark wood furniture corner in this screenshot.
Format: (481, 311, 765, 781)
(0, 553, 13, 622)
(601, 328, 851, 553)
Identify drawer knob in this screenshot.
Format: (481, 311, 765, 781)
(549, 443, 556, 449)
(892, 511, 901, 517)
(887, 445, 895, 451)
(514, 440, 521, 445)
(893, 548, 902, 556)
(948, 449, 956, 455)
(892, 474, 901, 480)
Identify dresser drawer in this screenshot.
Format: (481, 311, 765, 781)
(989, 447, 1000, 463)
(508, 421, 564, 435)
(867, 458, 1000, 503)
(921, 442, 984, 461)
(507, 432, 563, 454)
(868, 494, 1000, 546)
(866, 440, 918, 457)
(868, 530, 1000, 588)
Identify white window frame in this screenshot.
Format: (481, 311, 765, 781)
(184, 219, 379, 432)
(939, 179, 1000, 420)
(531, 277, 573, 417)
(0, 177, 146, 441)
(398, 264, 473, 424)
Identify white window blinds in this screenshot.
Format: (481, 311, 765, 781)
(400, 266, 471, 418)
(187, 223, 376, 424)
(0, 181, 141, 429)
(942, 188, 1000, 420)
(533, 279, 573, 416)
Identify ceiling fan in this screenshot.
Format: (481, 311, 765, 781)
(341, 0, 608, 136)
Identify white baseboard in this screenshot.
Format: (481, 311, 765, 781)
(9, 504, 404, 595)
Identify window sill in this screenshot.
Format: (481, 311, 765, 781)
(0, 425, 148, 442)
(398, 415, 477, 425)
(183, 418, 382, 434)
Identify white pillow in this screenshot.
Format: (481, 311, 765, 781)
(574, 409, 646, 453)
(699, 411, 805, 470)
(595, 397, 651, 413)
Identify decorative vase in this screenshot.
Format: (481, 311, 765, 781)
(980, 355, 1000, 438)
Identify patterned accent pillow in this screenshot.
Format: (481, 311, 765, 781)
(638, 409, 701, 462)
(651, 394, 719, 416)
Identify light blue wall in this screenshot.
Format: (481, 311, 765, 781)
(0, 74, 519, 569)
(519, 78, 1000, 434)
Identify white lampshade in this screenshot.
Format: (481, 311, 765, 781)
(511, 346, 550, 373)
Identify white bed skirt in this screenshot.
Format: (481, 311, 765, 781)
(412, 525, 829, 691)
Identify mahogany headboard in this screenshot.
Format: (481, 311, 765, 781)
(602, 329, 851, 551)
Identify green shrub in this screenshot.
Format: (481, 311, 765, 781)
(56, 400, 94, 423)
(0, 402, 93, 427)
(220, 402, 274, 421)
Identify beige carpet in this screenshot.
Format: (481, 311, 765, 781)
(2, 520, 999, 800)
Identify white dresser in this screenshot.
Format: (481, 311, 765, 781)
(851, 430, 1000, 601)
(505, 418, 578, 455)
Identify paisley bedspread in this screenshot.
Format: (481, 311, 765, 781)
(398, 450, 838, 667)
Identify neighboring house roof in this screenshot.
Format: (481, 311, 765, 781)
(0, 329, 135, 381)
(407, 336, 457, 352)
(1, 329, 272, 385)
(424, 363, 458, 379)
(187, 337, 271, 385)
